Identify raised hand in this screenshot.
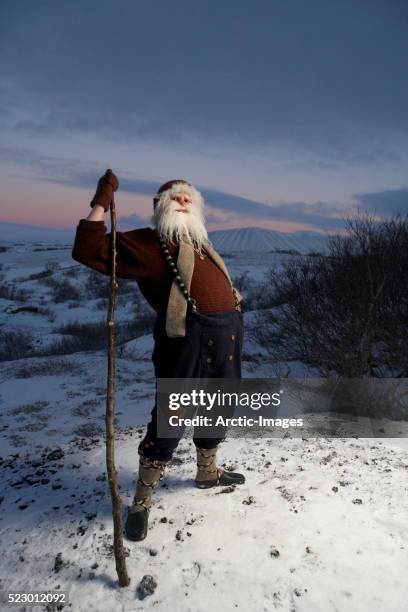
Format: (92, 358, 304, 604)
(90, 169, 119, 212)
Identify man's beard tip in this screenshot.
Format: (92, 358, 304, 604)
(154, 206, 207, 251)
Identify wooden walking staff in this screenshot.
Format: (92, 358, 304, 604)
(106, 191, 131, 587)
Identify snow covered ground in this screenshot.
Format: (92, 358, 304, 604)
(0, 241, 407, 612)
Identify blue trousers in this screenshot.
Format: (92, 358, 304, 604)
(138, 309, 244, 461)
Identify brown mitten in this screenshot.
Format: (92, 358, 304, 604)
(90, 169, 119, 212)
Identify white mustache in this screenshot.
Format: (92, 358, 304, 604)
(169, 200, 192, 211)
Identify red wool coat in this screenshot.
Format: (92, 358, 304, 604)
(72, 219, 236, 314)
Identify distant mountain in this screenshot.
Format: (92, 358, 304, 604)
(1, 221, 331, 254)
(209, 227, 331, 254)
(1, 222, 75, 244)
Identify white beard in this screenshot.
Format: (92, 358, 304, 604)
(151, 184, 209, 254)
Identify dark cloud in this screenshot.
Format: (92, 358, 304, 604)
(1, 144, 401, 230)
(1, 0, 407, 161)
(196, 188, 347, 229)
(0, 145, 98, 181)
(119, 182, 348, 230)
(354, 187, 408, 215)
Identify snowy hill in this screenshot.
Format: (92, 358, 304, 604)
(0, 222, 75, 244)
(209, 227, 330, 254)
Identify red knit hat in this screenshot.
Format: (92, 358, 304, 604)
(153, 179, 192, 206)
(158, 179, 191, 193)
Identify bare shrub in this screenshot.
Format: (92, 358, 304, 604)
(232, 271, 253, 293)
(96, 297, 109, 310)
(241, 350, 262, 363)
(232, 271, 276, 311)
(41, 312, 156, 356)
(13, 358, 82, 378)
(45, 277, 81, 303)
(7, 434, 27, 447)
(43, 320, 108, 354)
(71, 399, 101, 417)
(127, 309, 156, 335)
(82, 269, 136, 304)
(9, 305, 55, 321)
(255, 212, 408, 380)
(84, 269, 110, 299)
(0, 283, 29, 301)
(9, 400, 49, 416)
(46, 261, 60, 273)
(72, 422, 104, 438)
(0, 329, 35, 361)
(272, 248, 300, 255)
(18, 421, 48, 432)
(28, 261, 59, 281)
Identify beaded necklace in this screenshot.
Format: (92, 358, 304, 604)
(159, 237, 198, 313)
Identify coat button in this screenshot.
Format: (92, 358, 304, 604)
(206, 357, 212, 363)
(228, 355, 233, 361)
(208, 339, 214, 346)
(231, 334, 236, 341)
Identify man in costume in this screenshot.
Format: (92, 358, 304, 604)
(72, 170, 245, 541)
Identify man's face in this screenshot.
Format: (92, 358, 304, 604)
(162, 189, 198, 221)
(152, 184, 208, 249)
(172, 191, 192, 213)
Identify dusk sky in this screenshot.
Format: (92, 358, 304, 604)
(1, 0, 407, 233)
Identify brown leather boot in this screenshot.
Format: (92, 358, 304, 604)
(195, 446, 245, 489)
(125, 456, 167, 541)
